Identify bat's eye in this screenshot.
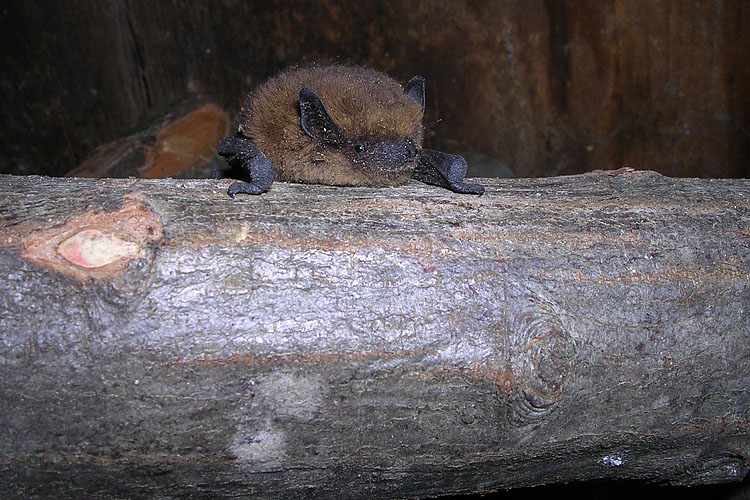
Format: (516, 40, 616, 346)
(354, 143, 366, 153)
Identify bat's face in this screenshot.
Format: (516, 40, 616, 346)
(298, 87, 420, 184)
(342, 137, 419, 176)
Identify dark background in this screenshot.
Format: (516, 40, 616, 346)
(0, 1, 747, 179)
(0, 1, 747, 498)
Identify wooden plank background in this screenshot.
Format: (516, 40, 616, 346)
(0, 1, 747, 179)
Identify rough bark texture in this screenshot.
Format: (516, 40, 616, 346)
(0, 171, 748, 499)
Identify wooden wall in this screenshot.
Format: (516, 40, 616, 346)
(0, 0, 747, 178)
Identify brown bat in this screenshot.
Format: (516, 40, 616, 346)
(216, 64, 483, 196)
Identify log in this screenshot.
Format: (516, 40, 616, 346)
(65, 99, 230, 180)
(0, 170, 748, 499)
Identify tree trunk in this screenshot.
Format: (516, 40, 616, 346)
(0, 170, 748, 499)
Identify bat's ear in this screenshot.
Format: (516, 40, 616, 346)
(299, 88, 346, 146)
(404, 76, 425, 114)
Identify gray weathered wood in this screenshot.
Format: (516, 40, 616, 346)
(0, 171, 748, 499)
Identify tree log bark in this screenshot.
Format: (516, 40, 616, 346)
(0, 170, 748, 499)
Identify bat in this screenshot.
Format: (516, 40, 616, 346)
(216, 63, 484, 197)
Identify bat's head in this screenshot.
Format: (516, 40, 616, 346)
(241, 65, 426, 187)
(294, 75, 426, 187)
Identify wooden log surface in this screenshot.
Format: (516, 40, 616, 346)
(64, 99, 229, 180)
(0, 171, 748, 499)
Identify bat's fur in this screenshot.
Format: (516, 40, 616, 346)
(238, 64, 424, 187)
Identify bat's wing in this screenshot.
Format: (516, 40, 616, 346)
(216, 132, 275, 197)
(412, 149, 484, 195)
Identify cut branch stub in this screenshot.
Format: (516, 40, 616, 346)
(20, 197, 163, 281)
